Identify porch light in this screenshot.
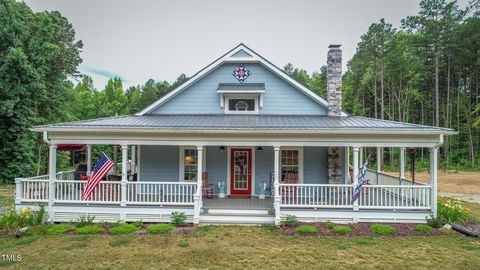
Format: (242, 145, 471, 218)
(219, 146, 225, 153)
(256, 146, 263, 154)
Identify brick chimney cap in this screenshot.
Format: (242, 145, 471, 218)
(328, 44, 341, 49)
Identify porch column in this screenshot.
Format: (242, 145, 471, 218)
(130, 145, 136, 175)
(352, 147, 359, 211)
(359, 147, 363, 166)
(376, 146, 382, 184)
(344, 147, 350, 184)
(400, 147, 406, 179)
(430, 147, 438, 218)
(193, 145, 204, 224)
(86, 144, 92, 175)
(273, 146, 281, 225)
(120, 145, 128, 209)
(48, 144, 57, 222)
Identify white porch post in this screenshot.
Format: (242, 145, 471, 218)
(352, 147, 359, 211)
(376, 146, 382, 184)
(400, 147, 406, 179)
(344, 147, 350, 184)
(359, 147, 363, 166)
(193, 145, 204, 224)
(131, 145, 136, 175)
(48, 144, 57, 222)
(86, 144, 92, 175)
(274, 146, 281, 225)
(120, 145, 128, 210)
(430, 147, 438, 217)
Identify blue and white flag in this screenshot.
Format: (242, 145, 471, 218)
(351, 159, 368, 204)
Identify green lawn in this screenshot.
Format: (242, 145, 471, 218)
(0, 226, 479, 269)
(0, 184, 479, 269)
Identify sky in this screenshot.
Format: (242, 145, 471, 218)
(25, 0, 470, 89)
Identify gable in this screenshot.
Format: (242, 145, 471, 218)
(230, 49, 253, 58)
(151, 62, 328, 115)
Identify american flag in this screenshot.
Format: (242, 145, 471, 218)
(351, 159, 368, 204)
(82, 153, 114, 200)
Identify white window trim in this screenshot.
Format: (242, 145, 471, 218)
(223, 94, 260, 114)
(179, 146, 198, 182)
(279, 147, 304, 184)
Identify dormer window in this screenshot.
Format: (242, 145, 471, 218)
(217, 83, 265, 114)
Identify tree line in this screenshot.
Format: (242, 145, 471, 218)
(285, 0, 480, 170)
(0, 0, 479, 183)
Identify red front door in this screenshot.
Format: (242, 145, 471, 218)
(230, 148, 252, 196)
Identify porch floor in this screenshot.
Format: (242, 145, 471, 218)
(203, 196, 273, 210)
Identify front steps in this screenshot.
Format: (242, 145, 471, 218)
(200, 208, 275, 224)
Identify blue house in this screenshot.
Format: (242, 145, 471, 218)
(16, 44, 454, 225)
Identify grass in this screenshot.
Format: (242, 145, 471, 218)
(75, 225, 104, 235)
(0, 226, 479, 269)
(415, 224, 433, 232)
(47, 224, 76, 235)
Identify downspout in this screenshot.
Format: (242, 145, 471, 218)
(43, 131, 52, 145)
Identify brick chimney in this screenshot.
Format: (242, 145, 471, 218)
(327, 44, 343, 184)
(327, 44, 342, 117)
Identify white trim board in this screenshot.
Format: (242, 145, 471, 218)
(136, 44, 346, 116)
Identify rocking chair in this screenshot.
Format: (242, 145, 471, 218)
(202, 171, 214, 199)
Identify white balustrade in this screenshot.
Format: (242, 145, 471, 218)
(280, 184, 353, 208)
(17, 179, 49, 202)
(126, 182, 197, 205)
(54, 180, 121, 203)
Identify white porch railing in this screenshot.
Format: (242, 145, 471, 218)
(280, 184, 353, 208)
(54, 180, 121, 204)
(280, 183, 432, 210)
(15, 177, 196, 206)
(126, 182, 197, 205)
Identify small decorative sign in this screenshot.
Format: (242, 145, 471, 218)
(232, 64, 251, 83)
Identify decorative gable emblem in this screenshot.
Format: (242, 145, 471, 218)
(232, 64, 251, 83)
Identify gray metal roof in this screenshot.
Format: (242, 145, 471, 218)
(34, 114, 455, 134)
(217, 83, 265, 90)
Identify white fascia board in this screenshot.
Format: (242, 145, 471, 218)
(217, 90, 265, 94)
(136, 44, 344, 116)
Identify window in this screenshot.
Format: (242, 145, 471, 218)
(280, 148, 303, 183)
(229, 99, 255, 111)
(181, 148, 198, 181)
(224, 95, 259, 114)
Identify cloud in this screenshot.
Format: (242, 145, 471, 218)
(81, 66, 128, 82)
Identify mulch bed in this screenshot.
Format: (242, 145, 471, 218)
(281, 222, 448, 237)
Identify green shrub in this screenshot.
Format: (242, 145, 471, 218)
(371, 224, 396, 235)
(331, 225, 352, 234)
(76, 215, 95, 227)
(415, 224, 433, 232)
(76, 225, 104, 235)
(0, 207, 46, 230)
(296, 225, 317, 234)
(426, 215, 446, 228)
(282, 215, 298, 226)
(324, 221, 335, 230)
(132, 220, 144, 228)
(109, 224, 138, 235)
(147, 224, 175, 234)
(170, 212, 187, 226)
(438, 197, 469, 224)
(25, 224, 51, 236)
(47, 224, 76, 235)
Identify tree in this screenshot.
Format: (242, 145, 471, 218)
(0, 0, 82, 182)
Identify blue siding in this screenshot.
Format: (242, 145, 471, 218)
(205, 146, 227, 194)
(151, 63, 327, 115)
(139, 145, 179, 181)
(231, 49, 252, 58)
(138, 145, 334, 193)
(304, 147, 328, 184)
(255, 147, 274, 195)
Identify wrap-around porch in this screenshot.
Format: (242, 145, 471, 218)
(15, 139, 438, 224)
